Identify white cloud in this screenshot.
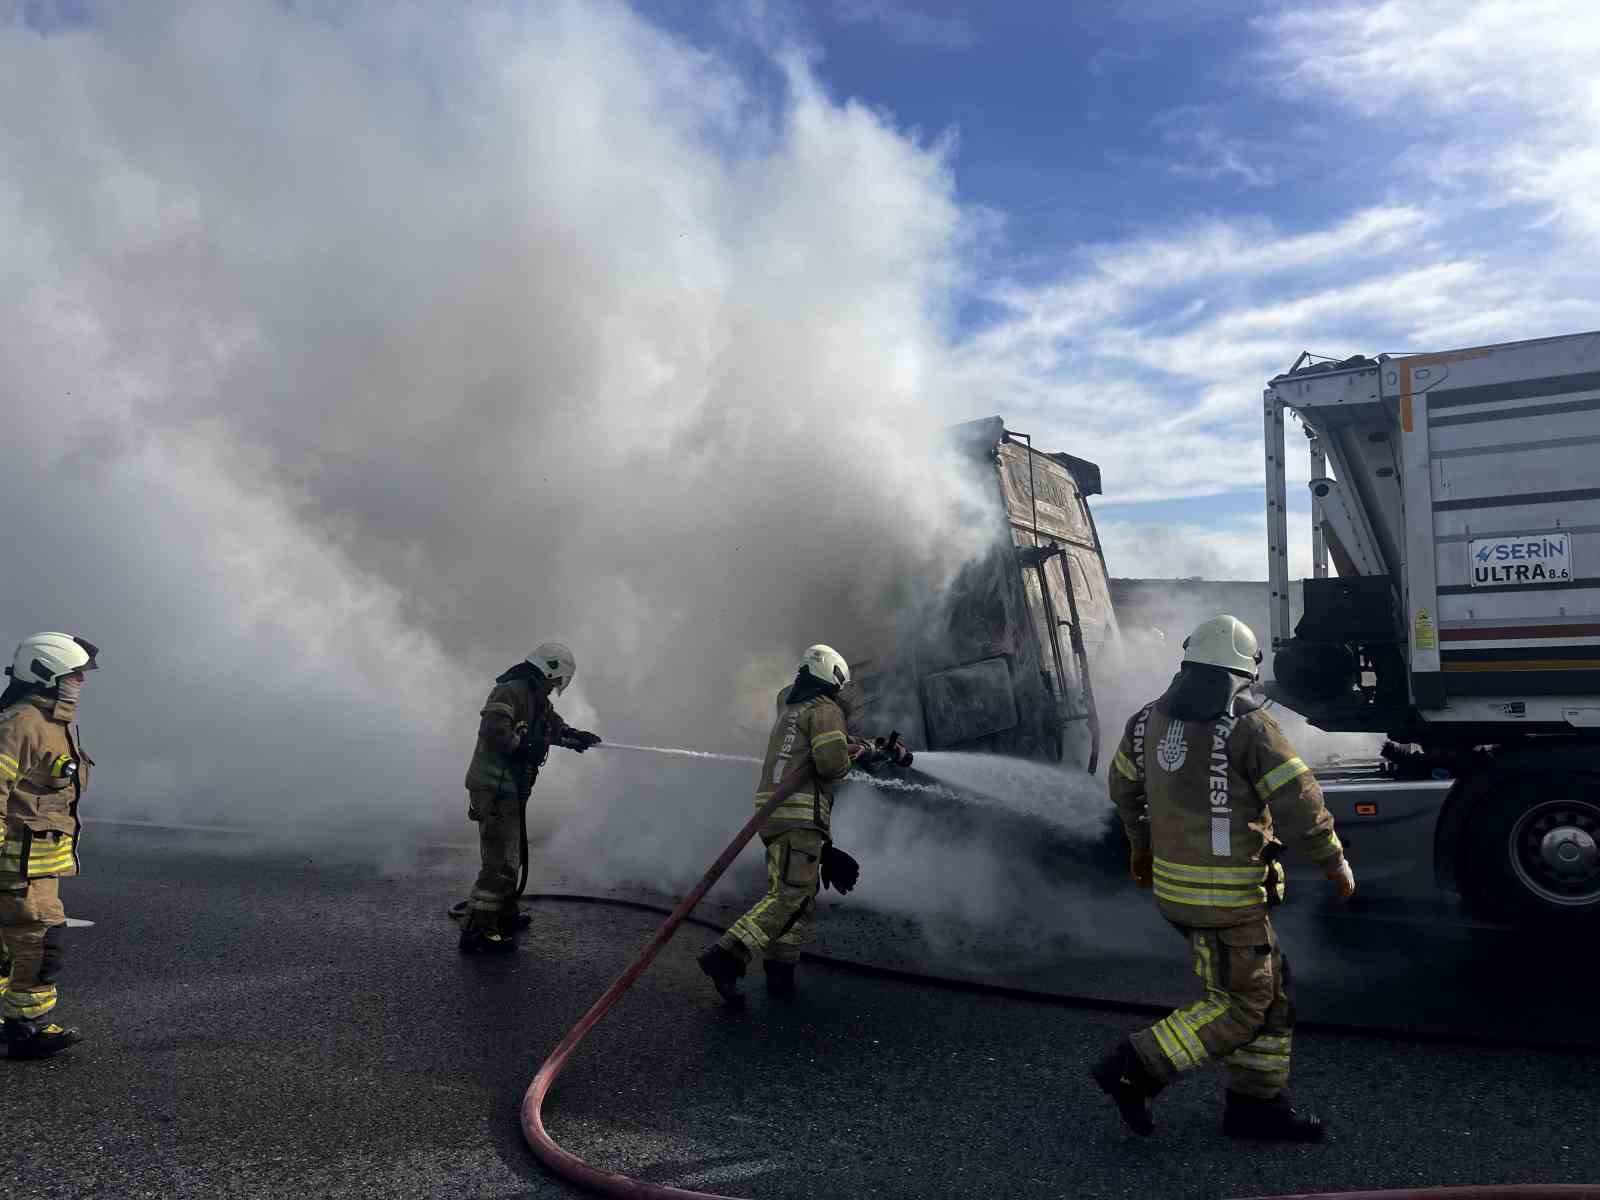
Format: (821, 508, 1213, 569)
(1260, 0, 1600, 243)
(1155, 110, 1277, 189)
(831, 0, 979, 49)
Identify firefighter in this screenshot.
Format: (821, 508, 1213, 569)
(0, 632, 99, 1060)
(696, 644, 909, 1004)
(458, 642, 601, 954)
(1091, 615, 1356, 1141)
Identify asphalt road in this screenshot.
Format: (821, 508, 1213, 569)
(4, 823, 1597, 1200)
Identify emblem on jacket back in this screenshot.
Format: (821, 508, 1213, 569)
(1155, 721, 1187, 772)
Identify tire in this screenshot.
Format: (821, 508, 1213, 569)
(1465, 768, 1600, 923)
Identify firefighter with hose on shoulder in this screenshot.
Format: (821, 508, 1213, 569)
(456, 642, 601, 954)
(0, 632, 99, 1060)
(697, 644, 911, 1004)
(1091, 615, 1355, 1141)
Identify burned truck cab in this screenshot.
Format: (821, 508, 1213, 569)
(847, 417, 1120, 773)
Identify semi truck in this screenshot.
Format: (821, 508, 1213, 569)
(1263, 329, 1600, 921)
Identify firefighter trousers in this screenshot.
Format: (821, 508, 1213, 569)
(466, 789, 522, 933)
(1130, 914, 1294, 1099)
(0, 876, 67, 1023)
(719, 828, 824, 966)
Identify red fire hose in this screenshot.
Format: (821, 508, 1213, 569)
(519, 760, 1599, 1200)
(519, 761, 814, 1200)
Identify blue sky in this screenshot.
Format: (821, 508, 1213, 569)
(633, 0, 1600, 577)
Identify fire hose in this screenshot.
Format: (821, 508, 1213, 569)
(519, 758, 818, 1200)
(515, 758, 1598, 1200)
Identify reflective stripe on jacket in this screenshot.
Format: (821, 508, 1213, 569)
(1109, 685, 1342, 928)
(0, 694, 91, 880)
(754, 688, 853, 835)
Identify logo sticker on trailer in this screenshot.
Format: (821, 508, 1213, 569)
(1468, 534, 1573, 588)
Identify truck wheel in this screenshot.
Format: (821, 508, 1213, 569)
(1467, 775, 1600, 921)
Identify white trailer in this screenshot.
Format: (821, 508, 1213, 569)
(1263, 330, 1600, 921)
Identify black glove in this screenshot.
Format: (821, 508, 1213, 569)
(557, 728, 602, 753)
(850, 731, 913, 775)
(819, 842, 859, 895)
(880, 731, 913, 769)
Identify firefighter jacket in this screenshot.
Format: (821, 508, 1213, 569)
(0, 692, 93, 881)
(754, 687, 853, 836)
(463, 677, 568, 800)
(1109, 682, 1344, 928)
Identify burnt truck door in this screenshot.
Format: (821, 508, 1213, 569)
(996, 434, 1119, 771)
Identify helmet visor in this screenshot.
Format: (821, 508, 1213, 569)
(72, 637, 100, 671)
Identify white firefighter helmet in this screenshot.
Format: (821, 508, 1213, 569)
(527, 642, 576, 695)
(7, 632, 99, 686)
(798, 644, 850, 690)
(1181, 615, 1262, 678)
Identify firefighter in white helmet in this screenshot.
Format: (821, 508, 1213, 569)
(697, 644, 909, 1004)
(456, 642, 601, 954)
(1091, 615, 1355, 1141)
(0, 632, 99, 1059)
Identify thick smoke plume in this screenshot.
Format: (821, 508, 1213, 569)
(1, 1, 996, 853)
(1, 4, 1378, 968)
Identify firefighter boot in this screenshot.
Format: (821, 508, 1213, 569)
(497, 904, 532, 937)
(1222, 1090, 1325, 1142)
(1090, 1039, 1164, 1136)
(458, 926, 516, 954)
(5, 1018, 84, 1061)
(763, 960, 797, 997)
(697, 944, 746, 1007)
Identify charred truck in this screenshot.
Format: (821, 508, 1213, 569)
(847, 417, 1120, 774)
(1264, 330, 1600, 921)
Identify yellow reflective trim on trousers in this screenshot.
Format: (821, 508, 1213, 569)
(1174, 996, 1229, 1045)
(1194, 935, 1217, 991)
(1153, 857, 1267, 882)
(1154, 880, 1266, 907)
(1150, 1019, 1196, 1070)
(1255, 756, 1310, 800)
(1226, 1050, 1291, 1074)
(1228, 1043, 1292, 1062)
(1155, 1013, 1206, 1066)
(0, 834, 75, 876)
(1112, 750, 1139, 780)
(0, 752, 18, 769)
(809, 730, 848, 752)
(1305, 832, 1344, 862)
(730, 892, 780, 951)
(2, 986, 57, 1020)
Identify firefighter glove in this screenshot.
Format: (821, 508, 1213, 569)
(1325, 859, 1355, 901)
(879, 731, 914, 769)
(558, 729, 602, 753)
(820, 843, 860, 895)
(1129, 849, 1154, 889)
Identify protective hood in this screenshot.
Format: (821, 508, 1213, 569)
(1157, 664, 1259, 722)
(0, 680, 40, 712)
(495, 660, 546, 687)
(783, 668, 839, 707)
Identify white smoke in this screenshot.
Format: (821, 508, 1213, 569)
(0, 1, 996, 855)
